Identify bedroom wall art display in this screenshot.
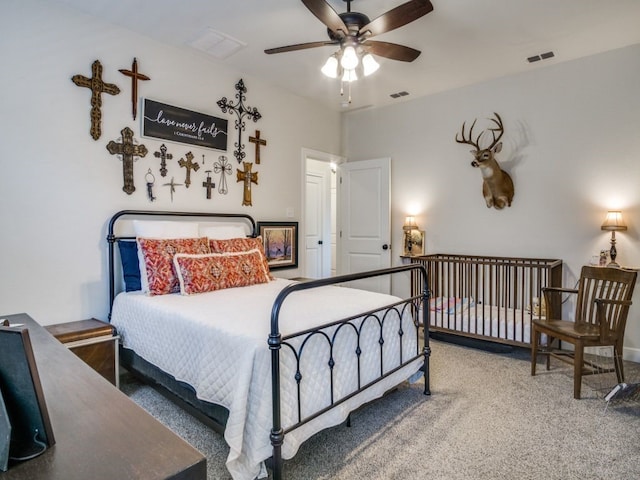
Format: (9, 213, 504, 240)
(257, 221, 298, 270)
(71, 59, 121, 140)
(118, 57, 150, 121)
(455, 112, 514, 210)
(142, 98, 228, 151)
(106, 126, 148, 194)
(404, 230, 425, 256)
(217, 79, 262, 164)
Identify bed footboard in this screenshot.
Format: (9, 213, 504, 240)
(269, 264, 430, 480)
(409, 254, 562, 347)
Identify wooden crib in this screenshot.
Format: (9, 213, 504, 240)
(409, 254, 563, 347)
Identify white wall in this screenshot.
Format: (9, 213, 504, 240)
(0, 0, 341, 324)
(344, 44, 640, 360)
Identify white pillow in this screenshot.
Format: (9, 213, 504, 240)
(199, 224, 248, 240)
(133, 220, 200, 293)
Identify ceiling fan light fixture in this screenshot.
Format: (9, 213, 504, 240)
(321, 55, 339, 78)
(362, 53, 380, 76)
(340, 46, 359, 70)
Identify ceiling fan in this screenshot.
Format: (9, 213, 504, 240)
(264, 0, 434, 64)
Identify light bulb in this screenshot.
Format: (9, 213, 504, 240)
(362, 53, 379, 76)
(342, 69, 357, 83)
(340, 46, 359, 70)
(321, 55, 338, 78)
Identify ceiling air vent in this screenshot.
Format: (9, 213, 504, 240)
(527, 51, 555, 63)
(187, 28, 247, 60)
(390, 91, 410, 99)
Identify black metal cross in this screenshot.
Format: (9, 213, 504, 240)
(202, 171, 215, 199)
(178, 151, 200, 188)
(214, 155, 232, 195)
(153, 144, 173, 177)
(217, 79, 262, 164)
(106, 127, 148, 195)
(72, 60, 120, 140)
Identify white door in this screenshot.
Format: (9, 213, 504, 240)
(305, 167, 329, 278)
(339, 157, 391, 293)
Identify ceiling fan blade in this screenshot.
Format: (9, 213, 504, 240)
(301, 0, 349, 36)
(359, 0, 433, 38)
(364, 41, 421, 62)
(265, 40, 338, 55)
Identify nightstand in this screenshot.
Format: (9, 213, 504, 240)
(45, 318, 119, 388)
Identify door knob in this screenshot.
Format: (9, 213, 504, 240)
(382, 244, 389, 250)
(318, 240, 323, 245)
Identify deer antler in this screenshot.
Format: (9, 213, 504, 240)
(455, 118, 481, 150)
(486, 112, 504, 151)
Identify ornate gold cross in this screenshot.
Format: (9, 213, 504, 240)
(248, 130, 267, 164)
(72, 60, 120, 140)
(106, 127, 148, 195)
(153, 144, 173, 177)
(119, 57, 150, 120)
(178, 151, 200, 188)
(236, 162, 258, 206)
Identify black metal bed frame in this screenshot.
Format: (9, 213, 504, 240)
(107, 210, 430, 480)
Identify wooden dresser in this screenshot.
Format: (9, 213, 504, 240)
(1, 313, 206, 480)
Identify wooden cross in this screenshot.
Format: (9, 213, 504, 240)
(236, 162, 258, 206)
(106, 127, 148, 195)
(217, 79, 262, 164)
(162, 177, 183, 202)
(202, 171, 215, 199)
(248, 130, 267, 164)
(119, 57, 150, 121)
(72, 60, 120, 140)
(214, 155, 232, 195)
(178, 151, 200, 188)
(153, 144, 173, 177)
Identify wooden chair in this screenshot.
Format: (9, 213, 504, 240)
(531, 265, 637, 399)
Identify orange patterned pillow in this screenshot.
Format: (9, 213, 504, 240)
(173, 250, 271, 295)
(137, 237, 210, 296)
(209, 237, 272, 279)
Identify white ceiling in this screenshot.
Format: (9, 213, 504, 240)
(51, 0, 640, 111)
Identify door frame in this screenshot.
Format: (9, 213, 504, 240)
(301, 148, 344, 278)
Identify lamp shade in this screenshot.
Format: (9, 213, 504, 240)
(362, 53, 380, 76)
(321, 55, 339, 78)
(403, 216, 418, 230)
(340, 46, 359, 70)
(601, 211, 627, 231)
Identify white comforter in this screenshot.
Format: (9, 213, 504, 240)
(111, 278, 422, 480)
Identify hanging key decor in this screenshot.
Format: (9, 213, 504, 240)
(163, 177, 183, 202)
(118, 57, 150, 121)
(217, 79, 262, 164)
(153, 144, 173, 177)
(72, 60, 120, 140)
(203, 171, 215, 200)
(178, 151, 200, 188)
(106, 127, 148, 195)
(248, 130, 267, 164)
(145, 169, 156, 202)
(214, 155, 232, 195)
(237, 162, 258, 207)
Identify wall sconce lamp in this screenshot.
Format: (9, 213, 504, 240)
(403, 216, 418, 255)
(601, 210, 627, 267)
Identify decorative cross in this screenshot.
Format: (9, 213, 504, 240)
(118, 57, 150, 120)
(202, 171, 215, 200)
(178, 151, 200, 188)
(72, 60, 121, 140)
(248, 130, 267, 164)
(214, 155, 232, 195)
(163, 177, 183, 202)
(153, 144, 173, 177)
(236, 162, 258, 206)
(106, 127, 148, 195)
(217, 79, 262, 164)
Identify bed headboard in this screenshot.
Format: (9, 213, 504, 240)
(106, 210, 258, 318)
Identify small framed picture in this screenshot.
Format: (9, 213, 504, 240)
(257, 221, 298, 270)
(404, 230, 425, 256)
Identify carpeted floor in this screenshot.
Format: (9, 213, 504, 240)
(122, 340, 640, 480)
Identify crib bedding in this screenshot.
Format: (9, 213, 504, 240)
(111, 278, 422, 480)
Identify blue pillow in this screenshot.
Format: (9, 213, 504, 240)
(118, 240, 141, 292)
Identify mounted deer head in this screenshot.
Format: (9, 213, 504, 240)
(456, 112, 514, 210)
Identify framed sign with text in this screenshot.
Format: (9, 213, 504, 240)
(142, 98, 228, 151)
